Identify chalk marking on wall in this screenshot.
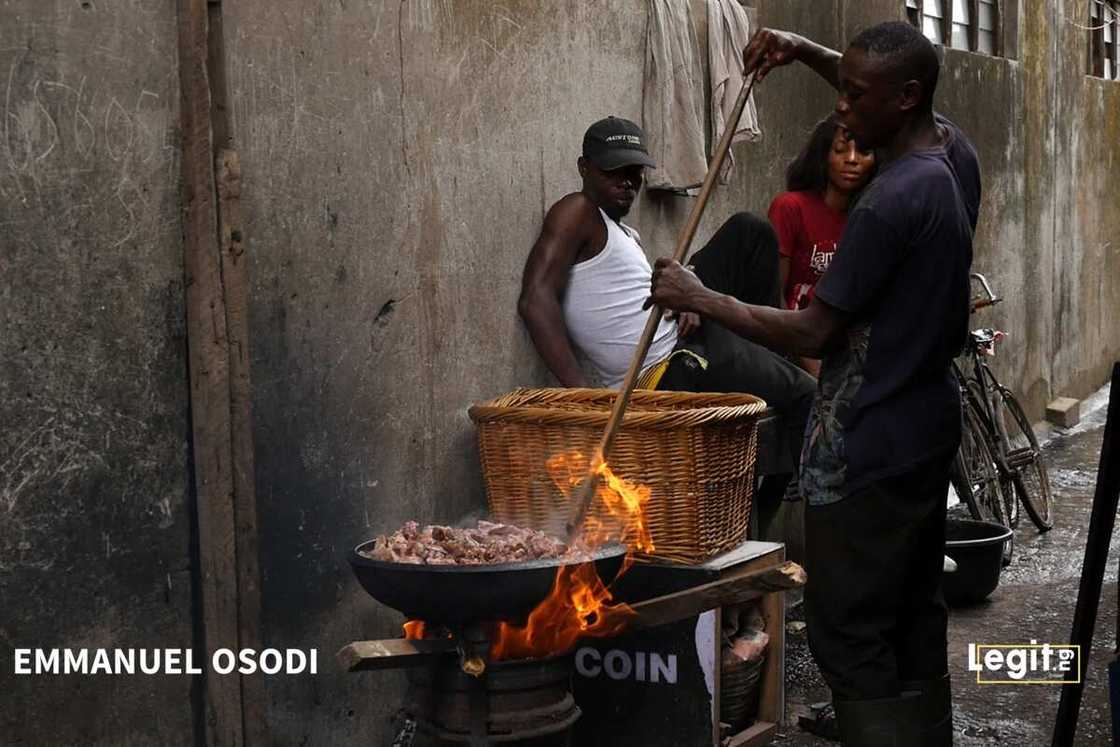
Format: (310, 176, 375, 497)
(476, 37, 507, 61)
(41, 76, 97, 160)
(104, 96, 135, 162)
(93, 46, 131, 67)
(1, 413, 106, 515)
(30, 79, 59, 163)
(108, 178, 138, 248)
(493, 11, 524, 32)
(3, 51, 29, 196)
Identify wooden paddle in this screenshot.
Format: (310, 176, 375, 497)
(566, 74, 759, 541)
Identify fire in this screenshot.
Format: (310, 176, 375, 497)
(489, 451, 653, 660)
(490, 559, 635, 660)
(546, 450, 655, 554)
(398, 453, 654, 661)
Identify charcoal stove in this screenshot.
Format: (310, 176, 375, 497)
(342, 540, 630, 743)
(340, 540, 805, 746)
(340, 620, 580, 746)
(403, 649, 579, 745)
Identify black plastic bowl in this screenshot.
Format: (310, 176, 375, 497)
(942, 518, 1013, 606)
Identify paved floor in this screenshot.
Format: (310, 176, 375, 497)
(773, 384, 1117, 746)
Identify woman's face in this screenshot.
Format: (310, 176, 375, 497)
(826, 127, 875, 194)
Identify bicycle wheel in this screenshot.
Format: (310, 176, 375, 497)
(953, 405, 1013, 563)
(964, 377, 1019, 527)
(995, 387, 1054, 531)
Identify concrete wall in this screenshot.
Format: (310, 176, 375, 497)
(2, 0, 1118, 744)
(0, 0, 194, 744)
(222, 0, 1120, 743)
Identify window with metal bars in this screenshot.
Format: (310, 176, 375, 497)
(906, 0, 1000, 56)
(1089, 0, 1120, 80)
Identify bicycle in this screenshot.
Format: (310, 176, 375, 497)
(950, 273, 1053, 563)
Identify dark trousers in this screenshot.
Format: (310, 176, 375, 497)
(657, 213, 816, 513)
(804, 451, 954, 701)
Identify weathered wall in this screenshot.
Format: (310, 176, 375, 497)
(218, 0, 862, 741)
(2, 1, 1118, 745)
(222, 1, 1120, 744)
(0, 0, 194, 744)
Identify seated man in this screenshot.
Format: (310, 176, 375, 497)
(517, 116, 816, 526)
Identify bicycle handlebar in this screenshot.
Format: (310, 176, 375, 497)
(970, 272, 1002, 313)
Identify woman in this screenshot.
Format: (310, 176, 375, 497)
(768, 116, 876, 376)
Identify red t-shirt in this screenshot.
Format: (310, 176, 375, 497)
(767, 191, 847, 310)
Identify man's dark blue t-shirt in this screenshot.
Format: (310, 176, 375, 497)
(800, 115, 981, 504)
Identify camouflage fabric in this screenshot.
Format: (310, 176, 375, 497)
(799, 325, 870, 505)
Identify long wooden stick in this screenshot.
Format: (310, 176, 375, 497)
(567, 75, 758, 539)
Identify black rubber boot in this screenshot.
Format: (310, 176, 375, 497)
(834, 692, 922, 746)
(798, 701, 841, 741)
(900, 675, 953, 746)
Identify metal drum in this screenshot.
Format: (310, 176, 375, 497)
(405, 655, 579, 744)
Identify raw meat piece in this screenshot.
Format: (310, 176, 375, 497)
(365, 521, 584, 566)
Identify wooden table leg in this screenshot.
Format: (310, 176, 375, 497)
(757, 546, 786, 728)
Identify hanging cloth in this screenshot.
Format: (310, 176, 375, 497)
(642, 0, 708, 192)
(707, 0, 762, 182)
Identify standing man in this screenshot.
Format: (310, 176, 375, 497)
(650, 22, 979, 745)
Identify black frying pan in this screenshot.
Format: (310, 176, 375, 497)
(349, 541, 627, 624)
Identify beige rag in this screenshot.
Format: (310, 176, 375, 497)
(642, 0, 707, 192)
(707, 0, 761, 182)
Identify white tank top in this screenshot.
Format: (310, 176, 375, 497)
(562, 209, 679, 388)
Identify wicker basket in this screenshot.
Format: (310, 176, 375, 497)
(720, 649, 764, 731)
(467, 387, 767, 564)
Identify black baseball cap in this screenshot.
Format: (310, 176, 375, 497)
(582, 116, 657, 171)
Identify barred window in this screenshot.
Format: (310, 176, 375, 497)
(1089, 0, 1120, 80)
(907, 0, 1000, 56)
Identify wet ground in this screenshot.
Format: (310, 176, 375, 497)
(774, 384, 1117, 746)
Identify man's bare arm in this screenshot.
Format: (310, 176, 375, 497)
(647, 258, 848, 359)
(518, 196, 596, 388)
(743, 28, 841, 91)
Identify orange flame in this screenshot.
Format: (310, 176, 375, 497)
(402, 620, 425, 640)
(545, 451, 655, 554)
(491, 561, 635, 660)
(490, 452, 653, 660)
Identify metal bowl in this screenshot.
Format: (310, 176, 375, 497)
(349, 540, 627, 624)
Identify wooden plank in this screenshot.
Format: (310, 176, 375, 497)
(968, 0, 980, 52)
(724, 721, 777, 747)
(700, 542, 783, 572)
(715, 548, 785, 581)
(630, 562, 805, 630)
(939, 0, 953, 48)
(992, 0, 1004, 57)
(217, 149, 267, 746)
(711, 607, 722, 747)
(756, 550, 785, 728)
(637, 542, 782, 574)
(337, 639, 457, 672)
(176, 0, 242, 744)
